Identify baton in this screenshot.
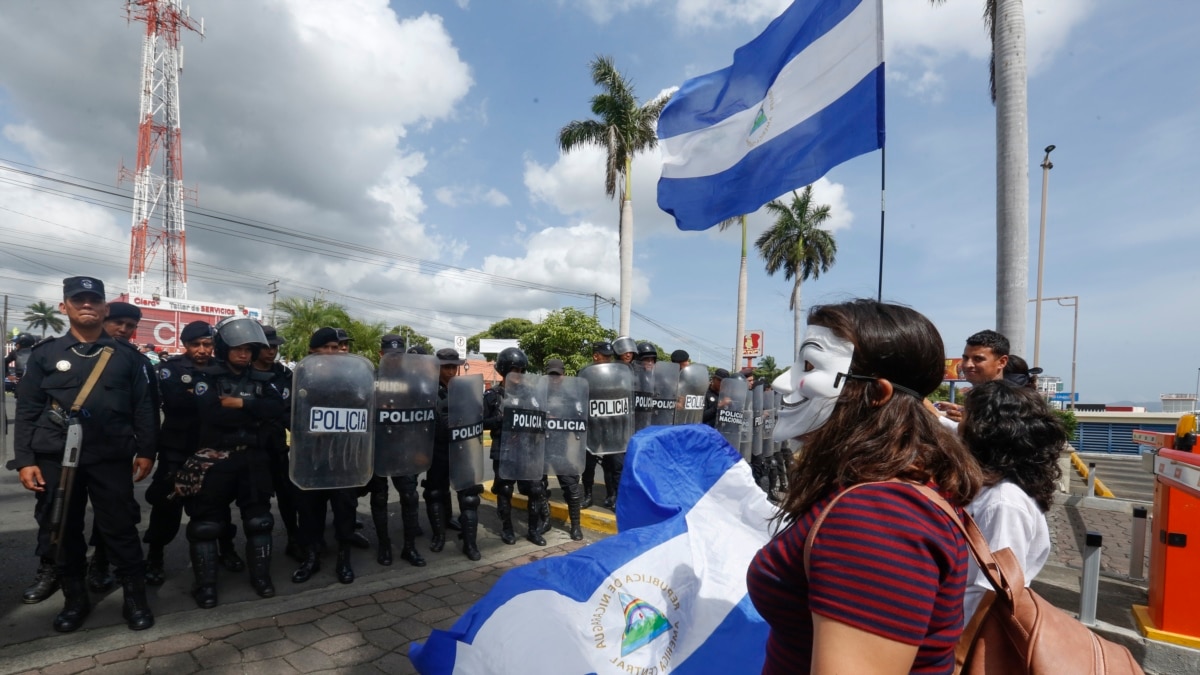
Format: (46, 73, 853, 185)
(48, 418, 83, 566)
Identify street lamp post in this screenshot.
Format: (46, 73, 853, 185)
(1033, 145, 1056, 368)
(1194, 368, 1199, 412)
(1028, 294, 1078, 410)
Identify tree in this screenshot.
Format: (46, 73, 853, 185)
(467, 318, 535, 358)
(717, 215, 750, 370)
(932, 0, 1029, 354)
(559, 56, 670, 336)
(756, 186, 837, 360)
(274, 296, 349, 362)
(24, 301, 64, 337)
(519, 308, 615, 375)
(755, 356, 783, 384)
(388, 325, 433, 355)
(343, 319, 386, 362)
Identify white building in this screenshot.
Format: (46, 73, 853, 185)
(1161, 393, 1197, 413)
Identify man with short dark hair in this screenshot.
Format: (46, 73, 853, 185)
(939, 329, 1010, 423)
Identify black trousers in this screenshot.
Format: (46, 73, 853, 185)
(142, 458, 185, 547)
(183, 449, 274, 527)
(490, 459, 543, 498)
(582, 451, 624, 495)
(35, 456, 144, 578)
(423, 448, 482, 500)
(296, 487, 358, 549)
(268, 448, 301, 541)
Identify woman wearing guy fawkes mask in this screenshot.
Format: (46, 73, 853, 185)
(747, 299, 983, 675)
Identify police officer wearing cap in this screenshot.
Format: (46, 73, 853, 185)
(425, 347, 486, 559)
(579, 341, 620, 510)
(590, 341, 614, 365)
(141, 320, 232, 587)
(358, 337, 428, 569)
(670, 349, 690, 368)
(178, 317, 285, 608)
(14, 276, 158, 633)
(703, 368, 728, 428)
(253, 325, 301, 561)
(542, 358, 585, 540)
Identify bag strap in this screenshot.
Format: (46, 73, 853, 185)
(69, 347, 114, 414)
(802, 481, 891, 578)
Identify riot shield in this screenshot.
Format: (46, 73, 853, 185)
(715, 376, 749, 455)
(290, 353, 375, 489)
(762, 390, 777, 455)
(447, 375, 485, 491)
(374, 353, 438, 477)
(771, 390, 783, 454)
(751, 386, 764, 457)
(739, 388, 753, 459)
(544, 376, 589, 476)
(497, 372, 548, 482)
(650, 362, 681, 427)
(675, 363, 709, 425)
(579, 363, 634, 456)
(632, 364, 655, 431)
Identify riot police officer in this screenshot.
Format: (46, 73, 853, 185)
(482, 347, 547, 546)
(544, 359, 585, 540)
(253, 325, 301, 560)
(177, 317, 284, 608)
(14, 276, 157, 633)
(612, 336, 637, 366)
(583, 336, 636, 509)
(702, 368, 728, 427)
(427, 347, 486, 559)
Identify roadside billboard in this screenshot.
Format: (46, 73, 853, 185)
(120, 293, 262, 353)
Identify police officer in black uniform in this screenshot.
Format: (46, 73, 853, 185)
(702, 368, 728, 428)
(143, 320, 219, 586)
(543, 358, 585, 540)
(14, 276, 157, 633)
(426, 347, 485, 560)
(482, 347, 547, 546)
(253, 325, 302, 561)
(579, 341, 614, 510)
(178, 317, 284, 608)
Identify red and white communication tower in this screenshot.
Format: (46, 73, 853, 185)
(119, 0, 203, 299)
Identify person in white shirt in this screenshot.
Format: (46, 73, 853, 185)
(958, 379, 1067, 621)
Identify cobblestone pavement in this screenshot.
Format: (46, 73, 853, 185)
(1046, 496, 1150, 581)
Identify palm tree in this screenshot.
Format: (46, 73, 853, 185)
(558, 56, 670, 336)
(756, 186, 837, 359)
(274, 296, 349, 362)
(932, 0, 1029, 354)
(24, 301, 64, 337)
(717, 215, 750, 370)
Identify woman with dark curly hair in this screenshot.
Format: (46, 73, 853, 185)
(959, 379, 1066, 621)
(747, 299, 983, 675)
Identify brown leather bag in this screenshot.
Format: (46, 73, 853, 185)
(805, 482, 1144, 675)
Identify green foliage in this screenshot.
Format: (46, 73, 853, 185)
(467, 318, 535, 358)
(519, 308, 615, 375)
(1055, 409, 1078, 440)
(929, 383, 952, 403)
(274, 296, 348, 362)
(757, 186, 838, 308)
(755, 355, 783, 383)
(25, 301, 65, 337)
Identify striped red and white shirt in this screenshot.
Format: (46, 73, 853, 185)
(747, 482, 969, 674)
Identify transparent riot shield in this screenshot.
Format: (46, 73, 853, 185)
(374, 353, 439, 477)
(675, 363, 709, 425)
(580, 362, 634, 456)
(497, 372, 548, 481)
(762, 390, 778, 455)
(739, 388, 753, 460)
(447, 375, 485, 491)
(544, 376, 589, 476)
(771, 390, 783, 454)
(650, 362, 681, 427)
(751, 386, 764, 457)
(290, 353, 375, 489)
(632, 364, 655, 431)
(716, 376, 749, 454)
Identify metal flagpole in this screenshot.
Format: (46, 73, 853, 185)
(877, 147, 886, 301)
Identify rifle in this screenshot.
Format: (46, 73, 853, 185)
(46, 346, 113, 565)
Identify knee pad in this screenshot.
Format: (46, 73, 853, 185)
(458, 492, 481, 510)
(518, 481, 544, 499)
(424, 488, 445, 505)
(492, 481, 514, 499)
(187, 520, 224, 542)
(244, 513, 274, 535)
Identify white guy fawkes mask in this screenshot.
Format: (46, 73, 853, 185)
(771, 325, 855, 441)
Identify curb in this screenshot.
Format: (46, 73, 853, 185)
(1071, 451, 1117, 498)
(480, 480, 618, 535)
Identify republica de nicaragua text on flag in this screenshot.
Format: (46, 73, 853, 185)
(408, 425, 778, 674)
(657, 0, 884, 231)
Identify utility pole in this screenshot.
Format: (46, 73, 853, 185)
(593, 293, 598, 320)
(268, 280, 279, 325)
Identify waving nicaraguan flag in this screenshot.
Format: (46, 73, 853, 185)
(408, 425, 777, 674)
(657, 0, 884, 231)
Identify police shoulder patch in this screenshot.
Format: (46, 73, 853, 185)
(159, 368, 171, 380)
(194, 381, 209, 396)
(281, 387, 290, 400)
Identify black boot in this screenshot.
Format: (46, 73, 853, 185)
(537, 495, 552, 535)
(399, 498, 426, 567)
(189, 540, 220, 609)
(496, 494, 516, 545)
(460, 506, 481, 561)
(217, 536, 245, 573)
(120, 576, 155, 631)
(23, 557, 60, 604)
(443, 492, 460, 531)
(87, 547, 116, 593)
(144, 544, 166, 586)
(335, 545, 354, 584)
(581, 485, 593, 510)
(427, 497, 446, 553)
(373, 505, 392, 566)
(291, 548, 320, 584)
(53, 576, 91, 633)
(246, 533, 275, 598)
(526, 500, 547, 546)
(565, 483, 585, 541)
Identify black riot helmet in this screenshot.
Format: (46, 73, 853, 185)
(213, 316, 268, 361)
(636, 341, 658, 361)
(495, 347, 528, 377)
(14, 333, 36, 348)
(612, 336, 637, 357)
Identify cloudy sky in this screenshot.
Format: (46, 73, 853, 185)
(0, 0, 1195, 403)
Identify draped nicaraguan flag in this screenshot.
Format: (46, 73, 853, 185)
(657, 0, 884, 231)
(408, 425, 777, 674)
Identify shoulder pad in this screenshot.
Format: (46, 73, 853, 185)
(30, 337, 56, 351)
(249, 369, 274, 383)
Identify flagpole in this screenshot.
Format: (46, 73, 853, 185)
(877, 146, 886, 301)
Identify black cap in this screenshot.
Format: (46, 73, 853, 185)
(436, 348, 466, 366)
(181, 321, 214, 344)
(261, 325, 285, 346)
(713, 368, 730, 379)
(592, 341, 614, 356)
(63, 276, 105, 300)
(309, 326, 340, 350)
(545, 358, 565, 375)
(106, 301, 141, 322)
(670, 349, 689, 364)
(406, 345, 429, 355)
(381, 333, 404, 352)
(334, 327, 353, 343)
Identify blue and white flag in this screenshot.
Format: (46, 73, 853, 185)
(409, 425, 777, 674)
(657, 0, 884, 231)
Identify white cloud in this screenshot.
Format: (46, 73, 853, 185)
(674, 0, 792, 29)
(434, 184, 511, 208)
